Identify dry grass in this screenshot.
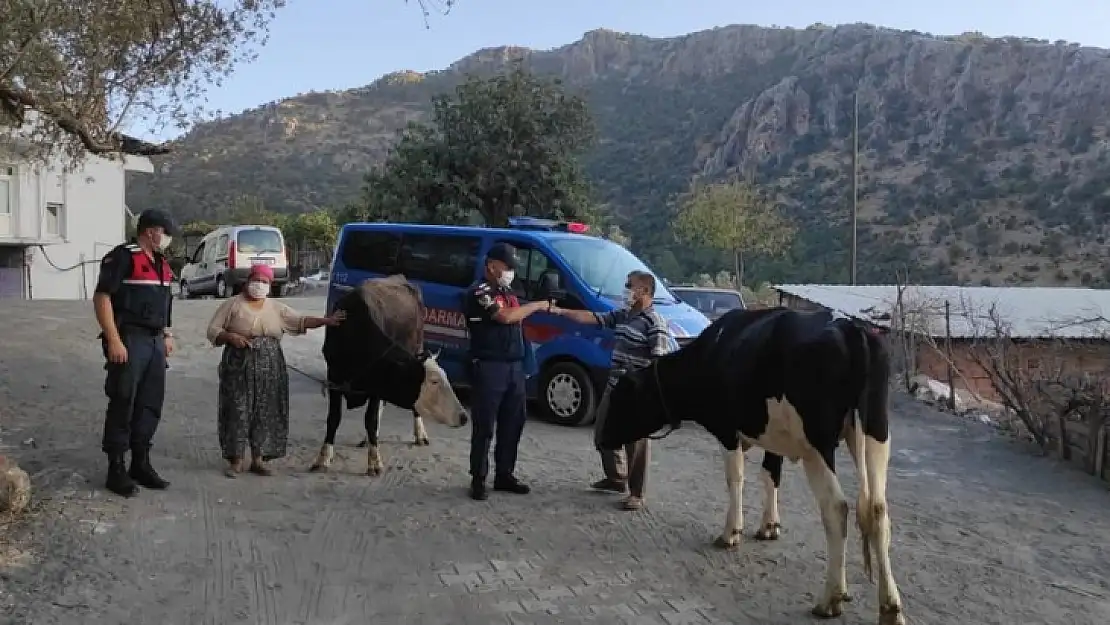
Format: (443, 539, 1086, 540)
(0, 455, 33, 571)
(0, 455, 31, 516)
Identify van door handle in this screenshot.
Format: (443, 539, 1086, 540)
(333, 284, 353, 292)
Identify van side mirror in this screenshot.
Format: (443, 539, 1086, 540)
(537, 271, 564, 301)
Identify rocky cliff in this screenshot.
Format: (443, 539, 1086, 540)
(127, 23, 1110, 285)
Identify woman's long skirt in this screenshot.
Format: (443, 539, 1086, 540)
(217, 336, 290, 461)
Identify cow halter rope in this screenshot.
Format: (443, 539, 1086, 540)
(647, 361, 681, 441)
(285, 340, 409, 397)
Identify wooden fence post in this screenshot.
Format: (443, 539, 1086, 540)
(1095, 424, 1107, 481)
(945, 300, 956, 410)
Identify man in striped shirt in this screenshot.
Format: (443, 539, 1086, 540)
(551, 270, 676, 510)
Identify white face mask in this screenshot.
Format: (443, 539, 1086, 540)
(622, 288, 635, 306)
(156, 234, 172, 252)
(497, 269, 515, 289)
(246, 281, 269, 300)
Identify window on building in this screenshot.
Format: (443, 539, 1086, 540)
(398, 234, 480, 287)
(45, 203, 65, 238)
(0, 166, 15, 237)
(0, 165, 13, 215)
(340, 230, 401, 275)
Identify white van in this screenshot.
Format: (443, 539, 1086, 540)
(179, 225, 289, 298)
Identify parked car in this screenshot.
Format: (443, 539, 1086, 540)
(326, 217, 711, 427)
(297, 270, 330, 290)
(179, 225, 289, 299)
(669, 285, 746, 321)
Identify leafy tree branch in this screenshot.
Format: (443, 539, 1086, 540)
(356, 62, 597, 227)
(672, 179, 795, 287)
(1, 0, 458, 160)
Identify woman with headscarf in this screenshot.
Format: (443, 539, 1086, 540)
(206, 264, 345, 477)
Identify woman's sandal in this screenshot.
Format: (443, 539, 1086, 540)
(249, 461, 273, 476)
(224, 458, 243, 478)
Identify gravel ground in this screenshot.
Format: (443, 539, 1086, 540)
(1, 296, 1109, 625)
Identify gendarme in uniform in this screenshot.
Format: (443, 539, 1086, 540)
(463, 242, 548, 500)
(94, 209, 177, 497)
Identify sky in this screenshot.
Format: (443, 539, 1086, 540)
(140, 0, 1110, 141)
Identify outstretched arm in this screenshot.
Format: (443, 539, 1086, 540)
(467, 284, 549, 325)
(494, 300, 549, 324)
(552, 306, 627, 329)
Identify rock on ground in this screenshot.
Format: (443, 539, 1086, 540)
(0, 297, 1109, 624)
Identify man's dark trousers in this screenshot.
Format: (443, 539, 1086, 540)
(469, 360, 526, 480)
(102, 329, 166, 455)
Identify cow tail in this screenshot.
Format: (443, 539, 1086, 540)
(845, 322, 875, 583)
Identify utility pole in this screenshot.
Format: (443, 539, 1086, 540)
(850, 90, 859, 285)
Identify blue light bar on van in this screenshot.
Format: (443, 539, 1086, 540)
(507, 216, 590, 233)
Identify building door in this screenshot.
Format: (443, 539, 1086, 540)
(0, 246, 26, 299)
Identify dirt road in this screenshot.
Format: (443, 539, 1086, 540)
(1, 297, 1109, 625)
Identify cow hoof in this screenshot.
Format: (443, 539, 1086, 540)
(366, 465, 383, 477)
(712, 530, 742, 550)
(879, 604, 905, 625)
(414, 437, 430, 447)
(309, 463, 329, 473)
(811, 601, 843, 619)
(356, 439, 369, 448)
(754, 523, 782, 541)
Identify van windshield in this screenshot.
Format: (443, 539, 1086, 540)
(237, 229, 283, 254)
(548, 237, 675, 303)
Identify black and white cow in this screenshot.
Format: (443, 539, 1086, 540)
(598, 307, 904, 625)
(310, 276, 468, 475)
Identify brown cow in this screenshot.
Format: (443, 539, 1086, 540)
(309, 275, 467, 475)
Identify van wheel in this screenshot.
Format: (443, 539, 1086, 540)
(215, 276, 228, 299)
(270, 283, 283, 298)
(539, 361, 596, 427)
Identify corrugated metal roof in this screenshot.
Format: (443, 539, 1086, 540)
(773, 284, 1110, 339)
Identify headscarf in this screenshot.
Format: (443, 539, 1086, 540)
(247, 264, 274, 282)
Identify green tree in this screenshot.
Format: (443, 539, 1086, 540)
(279, 210, 338, 264)
(359, 62, 596, 227)
(1, 0, 285, 160)
(672, 180, 795, 287)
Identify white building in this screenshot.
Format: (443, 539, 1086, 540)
(0, 153, 153, 299)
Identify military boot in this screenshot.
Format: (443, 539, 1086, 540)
(129, 447, 170, 490)
(106, 454, 138, 497)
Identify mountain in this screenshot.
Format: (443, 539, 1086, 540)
(126, 23, 1110, 286)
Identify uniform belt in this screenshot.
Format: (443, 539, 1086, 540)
(119, 325, 162, 336)
(473, 356, 524, 363)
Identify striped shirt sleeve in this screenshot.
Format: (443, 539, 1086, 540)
(645, 310, 673, 357)
(593, 308, 631, 329)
